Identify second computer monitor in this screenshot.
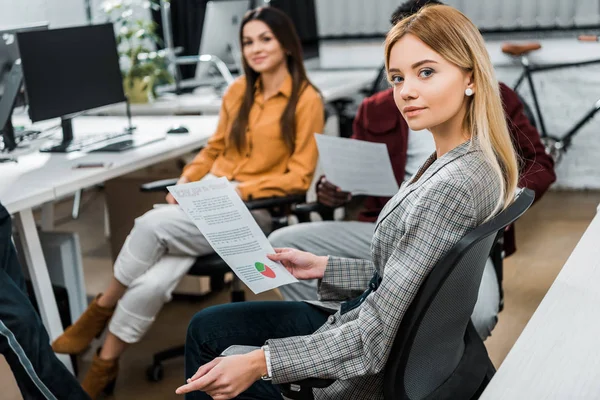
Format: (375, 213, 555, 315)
(0, 22, 48, 99)
(195, 0, 250, 80)
(17, 23, 126, 123)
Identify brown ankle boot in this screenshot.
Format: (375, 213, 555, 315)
(52, 294, 114, 354)
(82, 350, 119, 400)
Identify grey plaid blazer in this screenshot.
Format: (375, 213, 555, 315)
(267, 140, 501, 399)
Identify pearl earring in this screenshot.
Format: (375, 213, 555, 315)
(465, 88, 474, 96)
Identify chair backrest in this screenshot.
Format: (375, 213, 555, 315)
(383, 188, 535, 399)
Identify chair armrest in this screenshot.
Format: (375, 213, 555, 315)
(219, 347, 334, 388)
(280, 379, 335, 400)
(221, 345, 261, 356)
(291, 202, 336, 221)
(289, 378, 335, 388)
(330, 97, 354, 107)
(244, 194, 306, 211)
(220, 346, 334, 400)
(291, 202, 330, 214)
(140, 178, 179, 192)
(329, 98, 355, 115)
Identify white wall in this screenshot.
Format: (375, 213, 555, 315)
(315, 0, 600, 37)
(0, 0, 87, 29)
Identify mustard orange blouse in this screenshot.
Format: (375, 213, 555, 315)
(182, 73, 324, 200)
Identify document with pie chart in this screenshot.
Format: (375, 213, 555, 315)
(167, 177, 298, 294)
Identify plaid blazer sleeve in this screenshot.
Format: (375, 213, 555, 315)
(317, 257, 375, 301)
(267, 179, 480, 383)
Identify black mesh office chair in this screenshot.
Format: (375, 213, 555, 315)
(307, 88, 537, 312)
(276, 188, 534, 399)
(139, 177, 310, 382)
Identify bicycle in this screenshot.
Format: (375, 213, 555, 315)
(501, 36, 600, 163)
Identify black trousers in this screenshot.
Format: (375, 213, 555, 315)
(0, 203, 89, 399)
(184, 301, 332, 400)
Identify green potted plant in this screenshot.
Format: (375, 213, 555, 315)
(101, 0, 174, 103)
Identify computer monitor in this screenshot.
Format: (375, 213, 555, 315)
(0, 61, 23, 152)
(16, 23, 125, 144)
(269, 0, 320, 68)
(195, 0, 251, 80)
(0, 22, 48, 100)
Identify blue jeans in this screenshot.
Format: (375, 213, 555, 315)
(0, 203, 89, 399)
(185, 301, 332, 400)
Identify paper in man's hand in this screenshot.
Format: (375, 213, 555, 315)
(315, 134, 399, 197)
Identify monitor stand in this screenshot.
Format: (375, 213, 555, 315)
(61, 117, 74, 142)
(39, 117, 74, 153)
(0, 62, 23, 154)
(2, 119, 17, 151)
(39, 102, 135, 153)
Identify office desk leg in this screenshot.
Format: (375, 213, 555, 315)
(14, 209, 74, 373)
(41, 201, 54, 231)
(104, 199, 110, 238)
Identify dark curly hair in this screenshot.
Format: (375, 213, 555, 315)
(389, 0, 444, 25)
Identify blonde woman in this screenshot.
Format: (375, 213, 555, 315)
(177, 5, 519, 399)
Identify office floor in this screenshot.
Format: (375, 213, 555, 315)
(1, 189, 600, 400)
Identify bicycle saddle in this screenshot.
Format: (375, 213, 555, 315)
(501, 42, 542, 56)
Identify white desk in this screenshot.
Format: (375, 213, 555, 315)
(0, 156, 68, 366)
(481, 206, 600, 399)
(33, 117, 217, 197)
(89, 69, 379, 116)
(0, 115, 217, 371)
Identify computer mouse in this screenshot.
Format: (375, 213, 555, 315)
(167, 125, 189, 134)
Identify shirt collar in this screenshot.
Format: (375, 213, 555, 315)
(254, 72, 293, 101)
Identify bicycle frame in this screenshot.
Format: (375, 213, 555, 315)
(513, 56, 600, 152)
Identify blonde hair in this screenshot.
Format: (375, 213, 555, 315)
(385, 4, 518, 214)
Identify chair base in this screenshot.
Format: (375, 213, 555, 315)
(146, 345, 184, 382)
(145, 286, 246, 382)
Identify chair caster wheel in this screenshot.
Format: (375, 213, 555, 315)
(146, 363, 164, 382)
(210, 273, 226, 291)
(231, 290, 245, 302)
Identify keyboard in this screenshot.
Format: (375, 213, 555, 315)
(90, 135, 165, 152)
(39, 132, 129, 153)
(90, 139, 135, 152)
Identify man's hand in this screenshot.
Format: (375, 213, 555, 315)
(166, 176, 190, 204)
(316, 176, 351, 208)
(175, 350, 266, 399)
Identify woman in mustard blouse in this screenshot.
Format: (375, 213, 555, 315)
(51, 7, 324, 399)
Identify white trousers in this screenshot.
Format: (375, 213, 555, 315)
(108, 204, 271, 343)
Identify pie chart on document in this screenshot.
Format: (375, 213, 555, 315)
(255, 262, 276, 278)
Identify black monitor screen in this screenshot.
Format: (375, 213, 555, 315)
(0, 22, 48, 100)
(17, 23, 125, 122)
(269, 0, 319, 61)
